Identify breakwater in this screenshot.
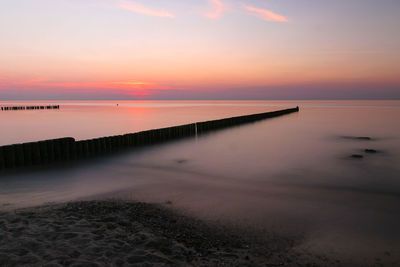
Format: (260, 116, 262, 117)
(0, 107, 299, 170)
(1, 105, 60, 111)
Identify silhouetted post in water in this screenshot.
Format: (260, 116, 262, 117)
(92, 138, 99, 154)
(113, 135, 120, 150)
(131, 133, 138, 146)
(46, 140, 55, 163)
(31, 142, 41, 165)
(75, 141, 82, 159)
(23, 143, 33, 166)
(61, 138, 73, 160)
(134, 132, 142, 147)
(111, 136, 117, 150)
(94, 138, 102, 154)
(104, 136, 112, 153)
(14, 144, 25, 167)
(54, 139, 62, 161)
(85, 141, 90, 156)
(100, 138, 107, 154)
(70, 140, 77, 160)
(123, 134, 129, 147)
(87, 139, 94, 156)
(94, 139, 101, 155)
(123, 134, 131, 147)
(0, 105, 60, 111)
(118, 135, 124, 148)
(88, 139, 96, 155)
(104, 137, 111, 153)
(0, 147, 5, 169)
(3, 145, 16, 168)
(82, 140, 90, 158)
(145, 130, 152, 145)
(39, 141, 49, 164)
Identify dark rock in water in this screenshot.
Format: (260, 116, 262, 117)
(350, 154, 364, 159)
(356, 137, 372, 140)
(341, 136, 372, 141)
(175, 159, 188, 164)
(365, 149, 378, 153)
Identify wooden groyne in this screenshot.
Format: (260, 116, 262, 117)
(1, 105, 60, 111)
(0, 107, 299, 170)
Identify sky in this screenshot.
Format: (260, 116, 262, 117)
(0, 0, 399, 100)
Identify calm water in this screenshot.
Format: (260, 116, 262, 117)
(1, 100, 400, 265)
(0, 100, 296, 145)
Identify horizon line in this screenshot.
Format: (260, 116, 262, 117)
(1, 98, 399, 101)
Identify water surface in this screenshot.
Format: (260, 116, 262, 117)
(1, 100, 400, 265)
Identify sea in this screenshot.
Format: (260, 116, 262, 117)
(1, 100, 399, 264)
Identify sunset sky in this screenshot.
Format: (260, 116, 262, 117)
(0, 0, 399, 100)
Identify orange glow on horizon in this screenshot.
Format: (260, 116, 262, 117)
(0, 79, 174, 95)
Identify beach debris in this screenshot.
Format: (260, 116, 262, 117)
(350, 154, 364, 159)
(365, 149, 378, 153)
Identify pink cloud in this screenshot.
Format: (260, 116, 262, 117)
(120, 1, 175, 18)
(205, 0, 225, 19)
(244, 5, 288, 22)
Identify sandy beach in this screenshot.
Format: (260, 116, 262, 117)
(0, 200, 344, 267)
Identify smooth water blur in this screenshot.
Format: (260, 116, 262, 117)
(0, 100, 292, 145)
(1, 100, 400, 265)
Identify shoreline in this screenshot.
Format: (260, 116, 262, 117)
(0, 200, 339, 266)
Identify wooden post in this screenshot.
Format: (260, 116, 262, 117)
(31, 142, 41, 165)
(54, 139, 62, 161)
(46, 140, 55, 162)
(14, 144, 25, 167)
(75, 140, 83, 159)
(104, 137, 112, 153)
(69, 139, 77, 160)
(0, 147, 5, 170)
(82, 140, 90, 158)
(23, 143, 33, 166)
(39, 141, 48, 164)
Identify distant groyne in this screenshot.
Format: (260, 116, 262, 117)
(1, 105, 60, 111)
(0, 107, 299, 170)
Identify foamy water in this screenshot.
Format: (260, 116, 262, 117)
(1, 100, 400, 265)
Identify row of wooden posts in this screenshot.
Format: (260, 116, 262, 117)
(0, 107, 299, 170)
(1, 105, 60, 111)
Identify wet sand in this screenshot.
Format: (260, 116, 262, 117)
(0, 200, 341, 266)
